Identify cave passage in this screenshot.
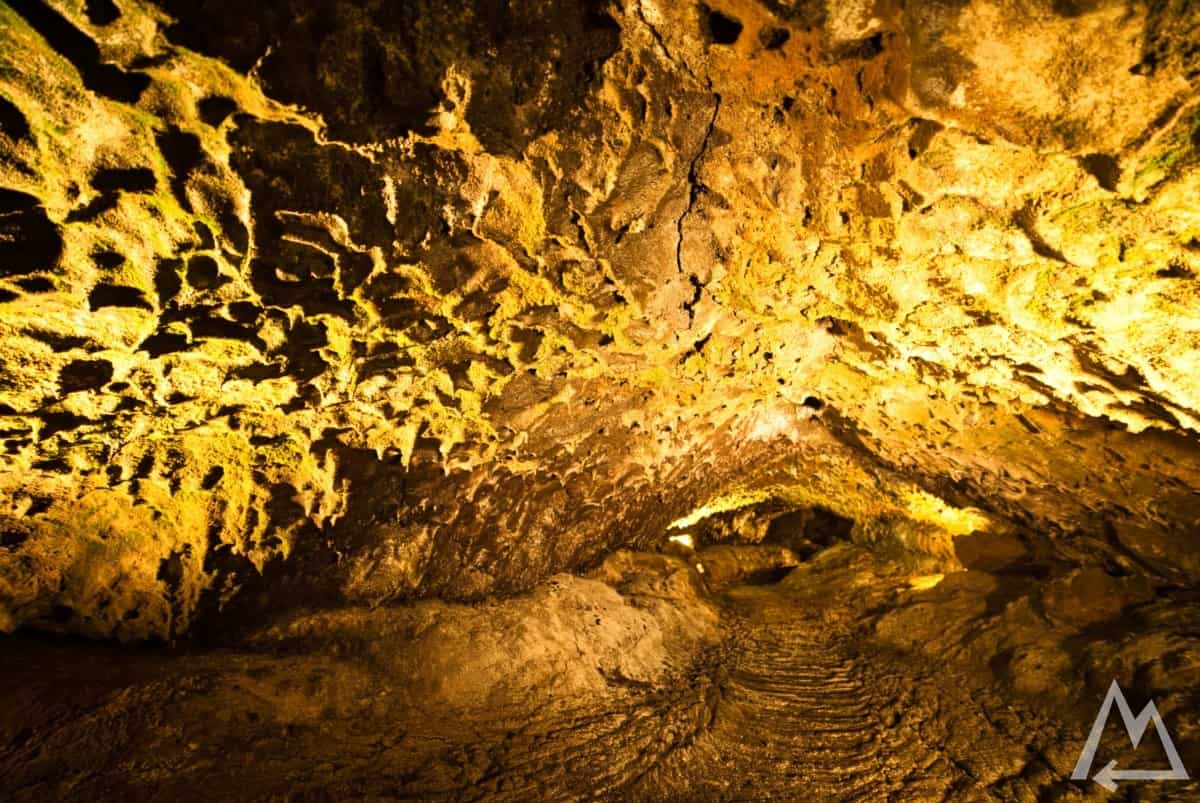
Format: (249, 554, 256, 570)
(4, 0, 1200, 800)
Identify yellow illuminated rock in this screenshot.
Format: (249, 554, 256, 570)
(2, 0, 1200, 798)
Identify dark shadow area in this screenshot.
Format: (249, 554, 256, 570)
(742, 565, 797, 585)
(84, 0, 121, 26)
(0, 95, 30, 141)
(0, 189, 63, 278)
(5, 0, 150, 103)
(702, 5, 743, 45)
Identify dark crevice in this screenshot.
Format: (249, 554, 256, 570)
(193, 221, 215, 250)
(59, 359, 114, 393)
(13, 277, 54, 293)
(758, 26, 790, 50)
(156, 127, 204, 212)
(675, 93, 722, 278)
(0, 96, 31, 141)
(198, 95, 238, 127)
(1012, 205, 1070, 264)
(84, 0, 121, 26)
(0, 190, 63, 277)
(5, 0, 149, 104)
(682, 273, 704, 324)
(189, 316, 267, 351)
(157, 545, 191, 640)
(154, 258, 184, 305)
(741, 565, 796, 585)
(1077, 153, 1121, 191)
(24, 329, 91, 352)
(702, 5, 743, 45)
(88, 283, 153, 311)
(830, 33, 884, 61)
(39, 411, 101, 437)
(687, 332, 712, 359)
(138, 331, 190, 356)
(65, 193, 119, 223)
(1156, 261, 1195, 279)
(91, 167, 156, 194)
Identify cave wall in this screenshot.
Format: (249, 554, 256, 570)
(1, 0, 1200, 639)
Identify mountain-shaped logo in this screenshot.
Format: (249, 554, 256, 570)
(1071, 679, 1189, 792)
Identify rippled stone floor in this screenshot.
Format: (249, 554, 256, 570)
(3, 545, 1200, 801)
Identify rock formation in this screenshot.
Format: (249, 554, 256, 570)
(2, 0, 1200, 798)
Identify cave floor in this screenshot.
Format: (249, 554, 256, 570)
(2, 547, 1199, 801)
(638, 586, 986, 800)
(631, 584, 1055, 802)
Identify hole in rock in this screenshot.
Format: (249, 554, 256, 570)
(59, 358, 114, 393)
(138, 330, 189, 356)
(153, 258, 183, 304)
(5, 0, 149, 103)
(1, 527, 31, 548)
(0, 95, 30, 141)
(65, 193, 119, 223)
(185, 255, 221, 289)
(831, 32, 884, 61)
(93, 251, 125, 269)
(91, 167, 156, 193)
(1078, 153, 1121, 191)
(198, 96, 237, 127)
(84, 0, 120, 26)
(88, 283, 152, 310)
(156, 127, 204, 211)
(0, 189, 63, 277)
(758, 26, 790, 50)
(702, 5, 743, 45)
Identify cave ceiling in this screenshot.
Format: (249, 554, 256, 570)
(1, 0, 1200, 640)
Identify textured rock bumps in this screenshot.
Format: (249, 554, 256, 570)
(1, 0, 1200, 639)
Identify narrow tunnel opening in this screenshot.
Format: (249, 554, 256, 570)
(661, 501, 858, 589)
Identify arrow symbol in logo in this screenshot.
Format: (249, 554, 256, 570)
(1093, 759, 1188, 792)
